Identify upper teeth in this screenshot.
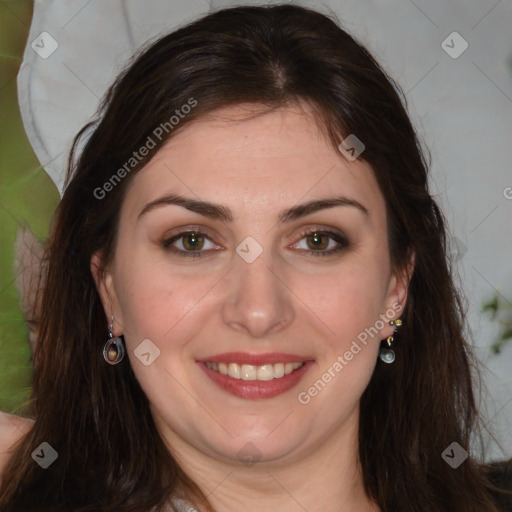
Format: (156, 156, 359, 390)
(205, 361, 304, 381)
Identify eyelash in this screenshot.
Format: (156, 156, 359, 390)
(162, 228, 349, 259)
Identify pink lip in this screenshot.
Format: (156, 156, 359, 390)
(197, 359, 315, 400)
(198, 352, 312, 366)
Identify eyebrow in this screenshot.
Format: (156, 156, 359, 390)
(137, 193, 369, 223)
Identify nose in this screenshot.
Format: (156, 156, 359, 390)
(221, 248, 295, 339)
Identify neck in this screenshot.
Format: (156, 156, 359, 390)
(155, 406, 380, 512)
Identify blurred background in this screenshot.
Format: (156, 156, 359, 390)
(0, 1, 59, 414)
(1, 0, 511, 461)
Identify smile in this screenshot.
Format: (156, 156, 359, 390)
(198, 354, 314, 399)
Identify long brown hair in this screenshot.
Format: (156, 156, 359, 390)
(1, 4, 508, 511)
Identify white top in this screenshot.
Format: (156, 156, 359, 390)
(158, 498, 193, 512)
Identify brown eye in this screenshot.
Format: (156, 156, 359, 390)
(182, 232, 205, 250)
(305, 232, 329, 251)
(162, 230, 221, 259)
(292, 229, 349, 257)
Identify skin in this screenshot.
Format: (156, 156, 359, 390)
(0, 412, 34, 489)
(91, 102, 411, 512)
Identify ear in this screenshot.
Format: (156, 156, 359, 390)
(380, 249, 415, 339)
(90, 251, 124, 336)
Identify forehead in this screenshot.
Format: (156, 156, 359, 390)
(121, 103, 384, 221)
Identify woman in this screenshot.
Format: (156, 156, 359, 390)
(0, 4, 510, 511)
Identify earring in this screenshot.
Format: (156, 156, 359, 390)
(103, 315, 125, 365)
(379, 318, 402, 364)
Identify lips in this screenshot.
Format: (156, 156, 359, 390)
(197, 352, 314, 400)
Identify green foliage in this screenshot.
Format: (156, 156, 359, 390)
(482, 291, 512, 354)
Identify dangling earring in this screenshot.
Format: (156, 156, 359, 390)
(379, 318, 402, 364)
(103, 315, 125, 365)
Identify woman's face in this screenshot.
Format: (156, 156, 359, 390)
(93, 102, 408, 466)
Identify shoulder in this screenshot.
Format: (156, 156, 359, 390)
(0, 411, 34, 484)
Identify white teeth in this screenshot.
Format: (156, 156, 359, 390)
(206, 361, 305, 380)
(241, 364, 257, 380)
(257, 364, 275, 381)
(274, 362, 285, 378)
(228, 362, 241, 379)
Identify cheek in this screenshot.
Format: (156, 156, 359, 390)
(296, 259, 388, 341)
(294, 267, 385, 409)
(114, 252, 223, 352)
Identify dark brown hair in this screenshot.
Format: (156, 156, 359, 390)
(1, 4, 509, 511)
